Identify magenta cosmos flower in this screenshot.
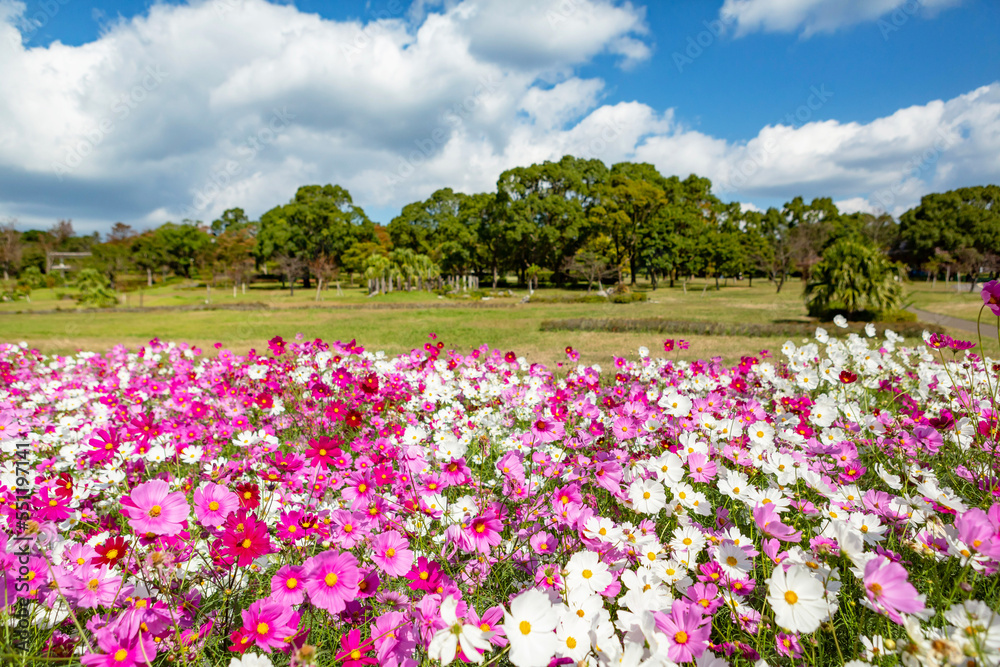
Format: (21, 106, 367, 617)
(270, 564, 307, 605)
(465, 513, 503, 554)
(80, 627, 157, 667)
(304, 549, 361, 614)
(120, 480, 189, 536)
(241, 597, 298, 652)
(981, 279, 1000, 316)
(863, 556, 925, 624)
(193, 482, 239, 528)
(370, 530, 414, 577)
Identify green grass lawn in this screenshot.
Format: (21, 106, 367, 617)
(2, 278, 996, 367)
(906, 281, 995, 323)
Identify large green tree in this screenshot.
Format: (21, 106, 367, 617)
(495, 155, 608, 284)
(256, 185, 375, 287)
(899, 185, 1000, 274)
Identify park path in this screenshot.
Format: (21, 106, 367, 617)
(907, 307, 999, 340)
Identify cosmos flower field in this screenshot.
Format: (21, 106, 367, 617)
(2, 287, 1000, 667)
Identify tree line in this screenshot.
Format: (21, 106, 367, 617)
(1, 156, 997, 302)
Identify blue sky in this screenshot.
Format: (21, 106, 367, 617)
(2, 0, 999, 231)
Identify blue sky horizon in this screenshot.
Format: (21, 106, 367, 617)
(2, 0, 998, 233)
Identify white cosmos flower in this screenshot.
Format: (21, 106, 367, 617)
(228, 654, 274, 667)
(716, 541, 752, 578)
(555, 615, 591, 662)
(565, 550, 613, 596)
(180, 445, 204, 464)
(766, 565, 831, 634)
(628, 478, 666, 514)
(428, 595, 492, 665)
(501, 589, 559, 667)
(833, 315, 849, 328)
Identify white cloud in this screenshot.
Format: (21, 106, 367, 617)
(0, 0, 995, 233)
(720, 0, 965, 37)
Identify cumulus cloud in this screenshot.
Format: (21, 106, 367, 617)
(719, 0, 965, 37)
(0, 0, 995, 233)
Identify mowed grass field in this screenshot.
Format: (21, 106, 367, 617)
(1, 278, 996, 367)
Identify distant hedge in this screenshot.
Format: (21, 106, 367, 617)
(539, 317, 943, 339)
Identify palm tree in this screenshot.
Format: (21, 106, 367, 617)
(363, 254, 391, 295)
(805, 240, 904, 319)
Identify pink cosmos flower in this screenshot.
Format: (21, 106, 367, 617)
(270, 564, 307, 606)
(31, 486, 72, 522)
(529, 531, 556, 555)
(863, 555, 926, 624)
(304, 549, 361, 614)
(80, 627, 157, 667)
(71, 564, 128, 609)
(775, 632, 803, 658)
(192, 482, 239, 528)
(981, 279, 1000, 316)
(686, 452, 717, 483)
(654, 600, 711, 664)
(120, 480, 189, 536)
(612, 416, 637, 440)
(753, 504, 802, 543)
(370, 530, 414, 577)
(465, 514, 503, 554)
(530, 418, 564, 443)
(241, 597, 297, 652)
(335, 628, 377, 667)
(955, 508, 1000, 558)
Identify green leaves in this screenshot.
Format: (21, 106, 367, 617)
(804, 239, 904, 317)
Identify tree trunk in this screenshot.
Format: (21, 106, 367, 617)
(748, 274, 753, 288)
(233, 283, 237, 298)
(147, 268, 153, 286)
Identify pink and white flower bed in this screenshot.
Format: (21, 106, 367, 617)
(2, 285, 1000, 666)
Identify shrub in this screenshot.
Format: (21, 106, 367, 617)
(609, 291, 648, 304)
(73, 268, 119, 308)
(805, 240, 904, 318)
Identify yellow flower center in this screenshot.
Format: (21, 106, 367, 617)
(209, 501, 219, 511)
(784, 591, 798, 604)
(286, 578, 298, 589)
(325, 572, 338, 586)
(566, 637, 577, 649)
(148, 505, 162, 518)
(257, 622, 269, 635)
(113, 649, 128, 662)
(519, 620, 531, 635)
(582, 569, 593, 579)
